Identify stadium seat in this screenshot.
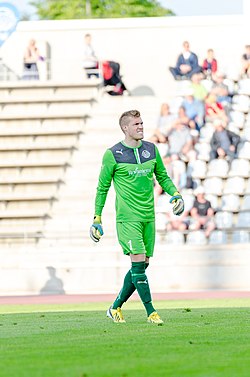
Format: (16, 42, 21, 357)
(194, 142, 211, 161)
(221, 194, 240, 212)
(238, 141, 250, 159)
(223, 177, 245, 195)
(215, 211, 234, 229)
(241, 127, 250, 142)
(245, 179, 250, 194)
(232, 230, 250, 243)
(224, 78, 235, 95)
(199, 124, 214, 143)
(241, 195, 250, 210)
(182, 193, 195, 212)
(228, 159, 250, 177)
(203, 177, 223, 195)
(187, 159, 207, 179)
(236, 211, 250, 228)
(237, 78, 250, 95)
(209, 230, 228, 244)
(186, 230, 207, 245)
(201, 79, 213, 92)
(228, 110, 245, 129)
(205, 194, 219, 210)
(206, 159, 229, 178)
(165, 231, 185, 245)
(227, 123, 241, 136)
(232, 94, 250, 113)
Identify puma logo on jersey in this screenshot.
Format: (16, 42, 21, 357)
(116, 149, 123, 155)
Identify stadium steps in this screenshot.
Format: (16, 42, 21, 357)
(0, 81, 100, 242)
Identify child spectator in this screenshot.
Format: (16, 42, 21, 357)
(189, 186, 215, 238)
(202, 49, 218, 79)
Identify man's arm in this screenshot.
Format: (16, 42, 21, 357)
(154, 146, 177, 196)
(95, 149, 115, 216)
(90, 149, 115, 242)
(154, 145, 184, 216)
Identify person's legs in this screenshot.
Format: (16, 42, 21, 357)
(169, 66, 181, 80)
(130, 253, 155, 317)
(112, 261, 149, 309)
(109, 222, 162, 323)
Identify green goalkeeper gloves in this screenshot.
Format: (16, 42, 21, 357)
(169, 191, 185, 216)
(90, 215, 104, 243)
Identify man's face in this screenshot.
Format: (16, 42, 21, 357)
(125, 116, 144, 140)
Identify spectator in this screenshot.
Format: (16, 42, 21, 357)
(150, 103, 176, 144)
(82, 33, 99, 79)
(167, 121, 194, 162)
(181, 90, 205, 129)
(210, 119, 240, 161)
(202, 48, 218, 79)
(190, 72, 208, 101)
(205, 93, 228, 123)
(169, 41, 202, 80)
(166, 211, 189, 232)
(22, 39, 42, 80)
(210, 71, 232, 107)
(102, 60, 127, 96)
(189, 186, 215, 238)
(240, 44, 250, 78)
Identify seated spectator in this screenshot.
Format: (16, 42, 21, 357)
(240, 44, 250, 78)
(167, 121, 194, 162)
(82, 33, 99, 79)
(150, 103, 177, 144)
(205, 93, 228, 123)
(181, 90, 205, 129)
(210, 71, 231, 107)
(166, 211, 189, 232)
(102, 60, 127, 95)
(190, 72, 208, 101)
(169, 41, 202, 80)
(202, 48, 218, 79)
(22, 38, 42, 80)
(210, 119, 240, 161)
(189, 186, 215, 238)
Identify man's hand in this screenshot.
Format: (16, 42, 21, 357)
(169, 192, 185, 216)
(90, 215, 104, 242)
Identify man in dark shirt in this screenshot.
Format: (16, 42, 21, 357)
(210, 119, 240, 161)
(169, 41, 202, 80)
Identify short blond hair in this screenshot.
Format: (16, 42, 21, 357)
(119, 110, 141, 131)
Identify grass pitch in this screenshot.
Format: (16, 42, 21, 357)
(0, 299, 250, 377)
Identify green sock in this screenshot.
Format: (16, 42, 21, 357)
(131, 261, 155, 316)
(112, 263, 149, 310)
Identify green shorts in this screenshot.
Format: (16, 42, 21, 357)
(116, 221, 155, 257)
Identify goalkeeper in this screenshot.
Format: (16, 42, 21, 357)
(90, 110, 184, 324)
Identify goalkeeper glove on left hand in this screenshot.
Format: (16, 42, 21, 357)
(169, 192, 185, 216)
(90, 215, 104, 243)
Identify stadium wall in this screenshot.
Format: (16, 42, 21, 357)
(1, 244, 250, 295)
(1, 14, 250, 97)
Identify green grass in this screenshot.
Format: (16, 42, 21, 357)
(0, 299, 250, 377)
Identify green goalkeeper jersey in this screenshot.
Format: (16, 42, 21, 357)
(95, 140, 178, 222)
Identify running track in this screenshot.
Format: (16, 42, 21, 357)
(1, 291, 250, 305)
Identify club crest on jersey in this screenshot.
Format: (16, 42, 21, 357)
(142, 150, 150, 158)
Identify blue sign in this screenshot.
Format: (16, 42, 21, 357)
(0, 2, 20, 47)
